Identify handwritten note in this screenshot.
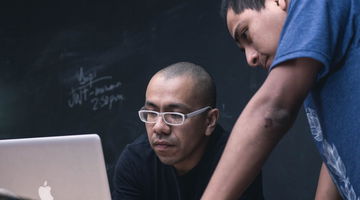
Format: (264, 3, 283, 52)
(68, 67, 125, 111)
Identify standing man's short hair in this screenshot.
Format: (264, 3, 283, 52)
(220, 0, 265, 19)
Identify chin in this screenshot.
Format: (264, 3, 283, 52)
(157, 155, 178, 166)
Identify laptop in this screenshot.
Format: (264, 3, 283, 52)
(0, 134, 111, 200)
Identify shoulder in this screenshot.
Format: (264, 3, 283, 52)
(112, 134, 154, 200)
(113, 134, 158, 186)
(202, 124, 229, 164)
(273, 0, 355, 78)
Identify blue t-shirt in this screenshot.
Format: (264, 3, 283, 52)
(270, 0, 360, 198)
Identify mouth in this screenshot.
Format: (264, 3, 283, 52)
(152, 141, 175, 152)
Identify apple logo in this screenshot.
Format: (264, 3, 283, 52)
(38, 181, 54, 200)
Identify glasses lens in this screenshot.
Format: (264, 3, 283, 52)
(140, 111, 158, 123)
(163, 113, 184, 125)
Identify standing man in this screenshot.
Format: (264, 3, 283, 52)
(112, 62, 264, 200)
(201, 0, 359, 199)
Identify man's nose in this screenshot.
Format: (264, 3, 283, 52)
(152, 116, 171, 135)
(245, 47, 260, 67)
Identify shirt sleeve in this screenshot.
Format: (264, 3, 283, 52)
(112, 146, 144, 200)
(270, 0, 353, 80)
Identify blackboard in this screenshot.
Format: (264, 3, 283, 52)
(0, 0, 321, 199)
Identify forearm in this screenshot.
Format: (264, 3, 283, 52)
(315, 163, 342, 200)
(201, 88, 298, 199)
(201, 58, 322, 200)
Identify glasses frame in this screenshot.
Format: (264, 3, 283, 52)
(138, 106, 212, 126)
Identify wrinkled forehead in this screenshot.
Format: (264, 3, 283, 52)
(146, 74, 199, 103)
(147, 73, 196, 90)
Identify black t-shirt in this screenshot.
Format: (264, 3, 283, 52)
(112, 125, 264, 200)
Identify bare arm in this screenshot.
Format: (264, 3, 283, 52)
(201, 58, 322, 200)
(315, 163, 342, 200)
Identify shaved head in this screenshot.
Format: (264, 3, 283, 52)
(154, 62, 217, 108)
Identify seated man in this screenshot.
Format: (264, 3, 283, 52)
(112, 62, 263, 200)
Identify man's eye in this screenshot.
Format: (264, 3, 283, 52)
(147, 112, 158, 118)
(234, 28, 249, 46)
(241, 29, 249, 40)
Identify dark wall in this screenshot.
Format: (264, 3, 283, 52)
(0, 0, 321, 199)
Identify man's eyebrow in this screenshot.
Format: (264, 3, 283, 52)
(144, 101, 158, 109)
(166, 103, 189, 110)
(144, 101, 190, 111)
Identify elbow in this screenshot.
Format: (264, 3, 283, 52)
(264, 107, 293, 128)
(260, 106, 297, 139)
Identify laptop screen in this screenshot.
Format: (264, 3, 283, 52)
(0, 134, 111, 200)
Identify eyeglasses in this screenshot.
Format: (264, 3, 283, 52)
(138, 106, 211, 126)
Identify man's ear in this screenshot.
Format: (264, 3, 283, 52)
(204, 108, 219, 136)
(278, 0, 288, 11)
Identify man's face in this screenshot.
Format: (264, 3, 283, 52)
(144, 74, 209, 172)
(226, 0, 287, 70)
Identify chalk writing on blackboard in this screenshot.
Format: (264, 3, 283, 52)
(68, 67, 125, 111)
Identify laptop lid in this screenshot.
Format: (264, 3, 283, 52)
(0, 134, 111, 200)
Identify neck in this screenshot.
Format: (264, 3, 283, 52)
(174, 136, 210, 175)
